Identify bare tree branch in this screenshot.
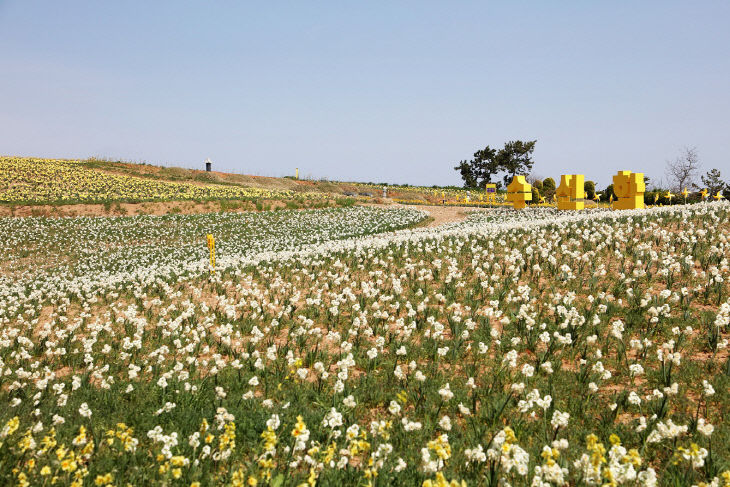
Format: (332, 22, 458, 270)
(665, 146, 701, 191)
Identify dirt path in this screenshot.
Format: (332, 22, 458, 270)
(361, 201, 480, 228)
(395, 203, 478, 227)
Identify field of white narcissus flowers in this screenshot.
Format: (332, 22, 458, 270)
(1, 203, 730, 487)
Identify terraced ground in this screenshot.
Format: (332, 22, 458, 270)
(0, 157, 484, 217)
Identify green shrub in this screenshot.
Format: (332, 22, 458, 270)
(584, 180, 596, 200)
(542, 177, 556, 198)
(335, 197, 356, 207)
(531, 186, 541, 204)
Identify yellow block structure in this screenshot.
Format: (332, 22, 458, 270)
(556, 174, 585, 210)
(485, 183, 497, 205)
(612, 171, 645, 210)
(506, 175, 532, 209)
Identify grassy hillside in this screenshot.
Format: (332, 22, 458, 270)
(80, 157, 481, 203)
(0, 156, 484, 212)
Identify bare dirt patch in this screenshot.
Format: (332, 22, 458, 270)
(0, 199, 337, 218)
(0, 201, 225, 217)
(396, 204, 478, 227)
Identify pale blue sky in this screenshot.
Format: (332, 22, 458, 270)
(1, 1, 729, 187)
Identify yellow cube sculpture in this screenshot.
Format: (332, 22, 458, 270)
(612, 171, 645, 210)
(506, 175, 532, 209)
(556, 174, 585, 210)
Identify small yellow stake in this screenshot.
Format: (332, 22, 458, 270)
(206, 234, 216, 274)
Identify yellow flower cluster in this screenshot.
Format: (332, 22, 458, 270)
(0, 157, 302, 203)
(7, 423, 97, 487)
(423, 472, 467, 487)
(427, 434, 452, 461)
(105, 423, 138, 452)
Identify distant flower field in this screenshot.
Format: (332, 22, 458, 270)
(0, 157, 324, 204)
(1, 202, 729, 486)
(355, 183, 499, 203)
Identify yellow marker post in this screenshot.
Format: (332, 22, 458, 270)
(556, 174, 585, 210)
(612, 171, 645, 210)
(295, 168, 299, 180)
(206, 234, 216, 274)
(506, 175, 532, 209)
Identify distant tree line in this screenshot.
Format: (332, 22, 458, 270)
(454, 143, 729, 204)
